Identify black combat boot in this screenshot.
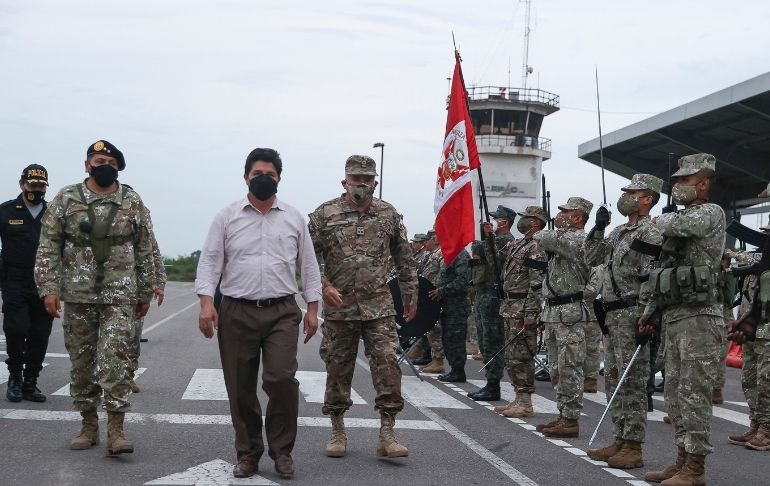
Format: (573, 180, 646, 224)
(412, 349, 433, 366)
(437, 368, 466, 383)
(21, 375, 47, 403)
(535, 367, 551, 382)
(469, 379, 500, 401)
(6, 371, 23, 402)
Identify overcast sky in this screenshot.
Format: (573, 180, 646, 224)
(2, 1, 769, 257)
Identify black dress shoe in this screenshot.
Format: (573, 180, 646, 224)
(470, 381, 500, 401)
(437, 370, 466, 383)
(6, 372, 23, 402)
(535, 368, 551, 382)
(274, 454, 294, 479)
(233, 457, 258, 478)
(22, 377, 47, 402)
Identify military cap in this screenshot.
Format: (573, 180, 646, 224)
(87, 140, 125, 171)
(516, 205, 549, 224)
(412, 233, 429, 242)
(672, 153, 715, 178)
(345, 155, 378, 176)
(558, 196, 593, 216)
(426, 230, 437, 239)
(489, 205, 516, 222)
(622, 173, 663, 194)
(20, 164, 49, 185)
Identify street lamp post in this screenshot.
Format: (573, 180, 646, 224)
(373, 142, 384, 199)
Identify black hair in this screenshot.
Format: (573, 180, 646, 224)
(245, 148, 283, 176)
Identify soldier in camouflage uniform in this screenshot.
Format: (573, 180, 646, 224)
(127, 205, 167, 393)
(309, 155, 417, 459)
(584, 173, 664, 469)
(405, 233, 430, 362)
(418, 232, 446, 374)
(432, 246, 470, 383)
(533, 197, 592, 438)
(485, 206, 547, 417)
(35, 140, 154, 455)
(727, 220, 770, 450)
(640, 154, 725, 485)
(468, 205, 516, 401)
(582, 266, 604, 394)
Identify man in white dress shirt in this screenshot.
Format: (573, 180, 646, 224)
(195, 148, 322, 480)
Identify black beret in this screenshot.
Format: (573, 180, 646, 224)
(87, 140, 125, 171)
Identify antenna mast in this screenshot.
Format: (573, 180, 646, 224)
(521, 0, 533, 90)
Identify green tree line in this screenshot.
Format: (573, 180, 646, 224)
(164, 250, 200, 282)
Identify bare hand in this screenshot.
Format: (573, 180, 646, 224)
(303, 311, 319, 344)
(637, 313, 655, 337)
(322, 285, 343, 307)
(482, 222, 494, 236)
(154, 288, 165, 306)
(198, 302, 219, 339)
(727, 319, 750, 345)
(523, 318, 537, 329)
(403, 303, 417, 322)
(135, 302, 150, 318)
(43, 295, 62, 318)
(428, 288, 441, 301)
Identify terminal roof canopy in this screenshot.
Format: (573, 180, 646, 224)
(578, 72, 770, 210)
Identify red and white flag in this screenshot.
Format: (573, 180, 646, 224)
(434, 52, 480, 264)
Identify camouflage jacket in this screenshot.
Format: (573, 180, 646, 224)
(497, 236, 545, 319)
(422, 248, 443, 287)
(653, 203, 726, 322)
(35, 181, 154, 304)
(309, 196, 417, 321)
(583, 265, 604, 321)
(414, 248, 431, 275)
(585, 215, 663, 303)
(477, 232, 515, 293)
(438, 250, 470, 308)
(143, 206, 167, 290)
(534, 228, 589, 324)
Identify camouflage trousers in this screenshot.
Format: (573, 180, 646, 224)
(545, 320, 586, 419)
(603, 333, 617, 395)
(319, 317, 404, 415)
(605, 307, 650, 443)
(128, 315, 145, 372)
(664, 315, 723, 455)
(426, 323, 444, 359)
(583, 320, 601, 381)
(741, 338, 770, 427)
(467, 310, 478, 346)
(475, 291, 504, 381)
(441, 303, 470, 371)
(714, 322, 728, 390)
(503, 309, 538, 395)
(62, 303, 134, 412)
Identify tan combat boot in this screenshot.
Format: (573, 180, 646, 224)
(586, 438, 623, 462)
(711, 388, 723, 404)
(407, 344, 423, 361)
(70, 409, 99, 450)
(607, 440, 644, 469)
(660, 453, 705, 486)
(129, 379, 140, 393)
(728, 420, 758, 445)
(376, 412, 408, 458)
(644, 446, 686, 483)
(325, 413, 347, 457)
(583, 377, 598, 393)
(663, 415, 672, 425)
(494, 398, 517, 413)
(536, 415, 562, 432)
(106, 411, 134, 455)
(502, 393, 534, 418)
(745, 425, 770, 451)
(543, 417, 579, 438)
(420, 358, 445, 374)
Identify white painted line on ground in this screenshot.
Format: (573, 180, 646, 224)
(470, 379, 562, 415)
(508, 418, 526, 424)
(295, 371, 366, 405)
(725, 401, 749, 407)
(145, 459, 278, 485)
(582, 457, 608, 466)
(0, 351, 68, 358)
(142, 302, 198, 335)
(626, 481, 652, 486)
(355, 358, 539, 486)
(547, 439, 572, 447)
(181, 369, 228, 400)
(652, 395, 750, 426)
(401, 376, 471, 409)
(565, 447, 587, 456)
(53, 368, 147, 397)
(0, 363, 48, 385)
(0, 408, 441, 430)
(603, 468, 635, 478)
(519, 424, 537, 431)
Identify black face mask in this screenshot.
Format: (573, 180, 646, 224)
(23, 190, 45, 205)
(249, 174, 278, 201)
(90, 164, 118, 188)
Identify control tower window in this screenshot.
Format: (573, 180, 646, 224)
(470, 109, 492, 135)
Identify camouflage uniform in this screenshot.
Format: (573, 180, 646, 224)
(496, 226, 546, 395)
(534, 197, 592, 422)
(421, 247, 445, 360)
(309, 188, 417, 416)
(582, 266, 603, 388)
(35, 181, 154, 412)
(437, 251, 471, 372)
(585, 175, 664, 444)
(128, 207, 166, 373)
(647, 155, 725, 458)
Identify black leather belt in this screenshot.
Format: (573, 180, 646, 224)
(603, 296, 639, 312)
(504, 291, 528, 300)
(225, 295, 294, 308)
(546, 292, 583, 306)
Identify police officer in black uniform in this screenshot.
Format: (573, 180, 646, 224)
(1, 164, 53, 402)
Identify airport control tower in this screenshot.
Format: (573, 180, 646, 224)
(467, 0, 559, 236)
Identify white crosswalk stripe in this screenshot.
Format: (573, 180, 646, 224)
(0, 363, 49, 385)
(295, 371, 366, 404)
(402, 376, 471, 409)
(52, 368, 147, 397)
(468, 379, 560, 415)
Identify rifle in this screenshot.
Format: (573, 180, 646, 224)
(728, 232, 770, 342)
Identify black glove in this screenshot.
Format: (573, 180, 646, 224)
(661, 203, 677, 214)
(594, 206, 610, 230)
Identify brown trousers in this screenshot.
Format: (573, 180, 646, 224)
(217, 296, 302, 461)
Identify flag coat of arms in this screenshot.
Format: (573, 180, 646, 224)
(434, 52, 480, 264)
